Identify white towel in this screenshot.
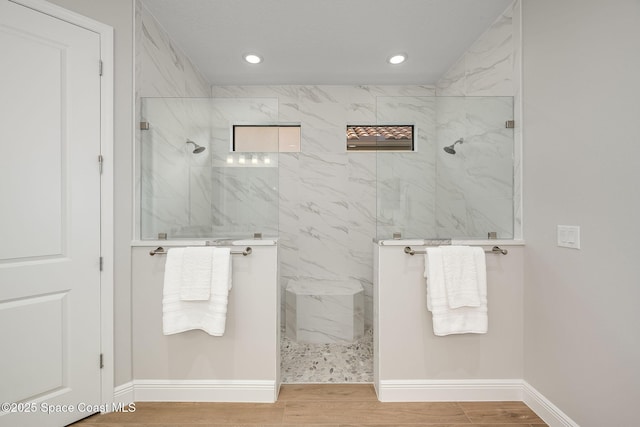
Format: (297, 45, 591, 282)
(211, 247, 232, 294)
(425, 247, 446, 312)
(424, 246, 488, 336)
(440, 246, 485, 308)
(179, 247, 215, 301)
(163, 247, 232, 336)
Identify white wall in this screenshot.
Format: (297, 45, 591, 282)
(46, 0, 134, 388)
(131, 246, 279, 396)
(376, 245, 524, 386)
(522, 1, 640, 425)
(46, 0, 213, 391)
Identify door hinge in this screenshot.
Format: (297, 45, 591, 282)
(99, 60, 103, 76)
(99, 256, 103, 271)
(100, 353, 104, 369)
(98, 154, 103, 174)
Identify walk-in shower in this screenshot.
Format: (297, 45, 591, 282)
(139, 93, 515, 385)
(377, 95, 514, 240)
(139, 97, 279, 241)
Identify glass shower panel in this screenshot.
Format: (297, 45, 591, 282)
(140, 98, 212, 239)
(435, 96, 514, 240)
(209, 98, 279, 239)
(375, 96, 514, 240)
(376, 97, 437, 239)
(140, 97, 279, 240)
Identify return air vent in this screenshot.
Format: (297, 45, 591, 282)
(346, 125, 414, 151)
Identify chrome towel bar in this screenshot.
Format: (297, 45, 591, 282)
(149, 246, 253, 256)
(404, 246, 508, 256)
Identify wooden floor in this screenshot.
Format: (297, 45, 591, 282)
(72, 384, 547, 426)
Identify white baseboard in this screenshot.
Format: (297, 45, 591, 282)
(376, 379, 579, 426)
(522, 381, 580, 427)
(131, 380, 278, 403)
(376, 379, 523, 402)
(113, 381, 134, 404)
(113, 379, 578, 426)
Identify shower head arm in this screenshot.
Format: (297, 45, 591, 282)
(443, 137, 464, 155)
(185, 139, 205, 153)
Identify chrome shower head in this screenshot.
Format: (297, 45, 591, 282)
(186, 139, 205, 154)
(443, 137, 464, 155)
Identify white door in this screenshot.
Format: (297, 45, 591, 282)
(0, 1, 102, 426)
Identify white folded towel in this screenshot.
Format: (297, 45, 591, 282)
(163, 247, 233, 336)
(425, 247, 446, 312)
(424, 246, 488, 336)
(211, 247, 232, 294)
(180, 247, 215, 301)
(440, 246, 485, 308)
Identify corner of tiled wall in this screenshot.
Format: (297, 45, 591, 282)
(135, 0, 212, 240)
(435, 0, 521, 240)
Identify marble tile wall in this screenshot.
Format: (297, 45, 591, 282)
(436, 2, 515, 97)
(212, 85, 437, 330)
(135, 0, 521, 331)
(376, 95, 514, 240)
(376, 96, 437, 239)
(136, 2, 210, 98)
(137, 4, 283, 240)
(208, 98, 280, 238)
(140, 97, 280, 239)
(436, 0, 521, 239)
(140, 98, 212, 239)
(435, 97, 514, 239)
(137, 116, 518, 318)
(135, 1, 213, 239)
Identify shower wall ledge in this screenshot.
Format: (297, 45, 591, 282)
(453, 239, 524, 246)
(134, 238, 521, 247)
(375, 238, 524, 246)
(131, 238, 278, 247)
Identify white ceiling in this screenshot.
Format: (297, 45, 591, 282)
(142, 0, 513, 86)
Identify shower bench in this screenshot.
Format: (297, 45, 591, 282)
(285, 280, 364, 344)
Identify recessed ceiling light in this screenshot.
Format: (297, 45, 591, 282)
(244, 53, 262, 64)
(388, 53, 407, 65)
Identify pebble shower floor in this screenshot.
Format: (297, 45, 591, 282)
(281, 329, 373, 383)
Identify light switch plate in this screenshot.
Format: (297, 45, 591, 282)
(557, 225, 581, 249)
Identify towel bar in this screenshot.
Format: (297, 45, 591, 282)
(149, 246, 252, 256)
(404, 246, 508, 256)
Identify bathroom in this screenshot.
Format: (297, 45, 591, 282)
(130, 0, 638, 421)
(135, 0, 519, 386)
(3, 0, 638, 426)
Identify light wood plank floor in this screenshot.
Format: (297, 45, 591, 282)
(72, 384, 548, 426)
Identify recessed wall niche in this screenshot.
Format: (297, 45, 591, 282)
(233, 124, 301, 152)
